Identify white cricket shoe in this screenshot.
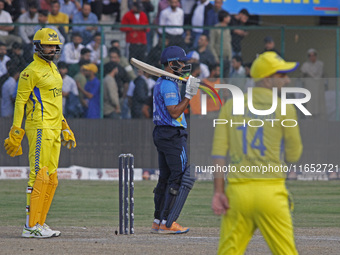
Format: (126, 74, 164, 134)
(43, 223, 61, 237)
(22, 223, 54, 238)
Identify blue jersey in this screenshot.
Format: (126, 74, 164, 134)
(153, 77, 187, 128)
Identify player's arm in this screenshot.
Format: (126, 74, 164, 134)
(13, 70, 36, 127)
(211, 104, 230, 215)
(166, 98, 190, 119)
(283, 105, 303, 163)
(4, 70, 35, 157)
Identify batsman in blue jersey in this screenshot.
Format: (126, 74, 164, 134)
(151, 46, 200, 234)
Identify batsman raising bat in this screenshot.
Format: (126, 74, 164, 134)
(4, 28, 76, 238)
(212, 51, 303, 254)
(151, 46, 199, 234)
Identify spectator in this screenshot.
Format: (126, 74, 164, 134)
(7, 42, 26, 72)
(230, 8, 250, 57)
(60, 0, 81, 22)
(103, 61, 120, 119)
(131, 69, 150, 119)
(186, 50, 209, 79)
(210, 10, 232, 78)
(0, 42, 10, 77)
(86, 32, 107, 65)
(73, 59, 90, 110)
(301, 48, 325, 118)
(77, 63, 101, 119)
(244, 62, 255, 89)
(68, 47, 91, 77)
(140, 0, 155, 53)
(196, 34, 216, 68)
(3, 0, 22, 22)
(154, 0, 169, 25)
(61, 32, 84, 65)
(102, 0, 120, 24)
(262, 36, 281, 56)
(229, 55, 246, 92)
(158, 0, 185, 49)
(48, 0, 70, 37)
(0, 0, 22, 47)
(189, 0, 213, 48)
(120, 2, 149, 61)
(34, 9, 65, 44)
(301, 48, 323, 79)
(1, 66, 19, 117)
(108, 47, 136, 80)
(0, 59, 14, 94)
(73, 2, 99, 45)
(206, 0, 224, 27)
(18, 1, 39, 63)
(58, 61, 82, 118)
(39, 0, 52, 11)
(181, 0, 195, 25)
(146, 37, 169, 69)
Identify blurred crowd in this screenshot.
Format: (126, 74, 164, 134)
(0, 0, 330, 120)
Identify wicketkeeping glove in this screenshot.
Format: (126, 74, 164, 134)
(61, 119, 76, 149)
(4, 126, 25, 157)
(185, 75, 201, 99)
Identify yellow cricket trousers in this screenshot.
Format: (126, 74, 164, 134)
(218, 180, 298, 255)
(26, 129, 61, 187)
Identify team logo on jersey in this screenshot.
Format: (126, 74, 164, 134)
(49, 87, 62, 97)
(22, 72, 29, 78)
(48, 33, 58, 41)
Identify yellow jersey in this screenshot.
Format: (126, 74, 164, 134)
(13, 53, 63, 130)
(211, 87, 303, 182)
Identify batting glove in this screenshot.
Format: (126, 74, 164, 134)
(61, 119, 76, 149)
(185, 75, 200, 99)
(4, 126, 25, 157)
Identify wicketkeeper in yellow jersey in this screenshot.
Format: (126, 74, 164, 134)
(4, 28, 76, 238)
(211, 51, 303, 254)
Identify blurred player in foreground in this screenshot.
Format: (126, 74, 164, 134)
(211, 51, 302, 254)
(4, 28, 76, 238)
(151, 46, 200, 234)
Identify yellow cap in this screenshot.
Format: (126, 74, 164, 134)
(83, 63, 98, 74)
(250, 51, 299, 81)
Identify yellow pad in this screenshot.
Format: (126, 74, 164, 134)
(39, 172, 58, 225)
(29, 166, 49, 227)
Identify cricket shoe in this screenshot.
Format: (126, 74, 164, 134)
(43, 223, 61, 237)
(158, 222, 189, 234)
(22, 223, 54, 238)
(150, 222, 160, 234)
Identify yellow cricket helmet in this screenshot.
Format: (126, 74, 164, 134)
(33, 28, 62, 61)
(33, 27, 62, 45)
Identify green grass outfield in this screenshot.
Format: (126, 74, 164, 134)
(0, 180, 339, 229)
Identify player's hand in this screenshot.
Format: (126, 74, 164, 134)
(212, 192, 229, 215)
(4, 126, 25, 157)
(61, 119, 76, 149)
(185, 75, 200, 99)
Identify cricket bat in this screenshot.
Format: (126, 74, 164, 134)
(130, 58, 188, 82)
(130, 58, 223, 105)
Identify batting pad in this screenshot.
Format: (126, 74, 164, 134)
(39, 172, 58, 225)
(166, 168, 195, 228)
(29, 166, 49, 227)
